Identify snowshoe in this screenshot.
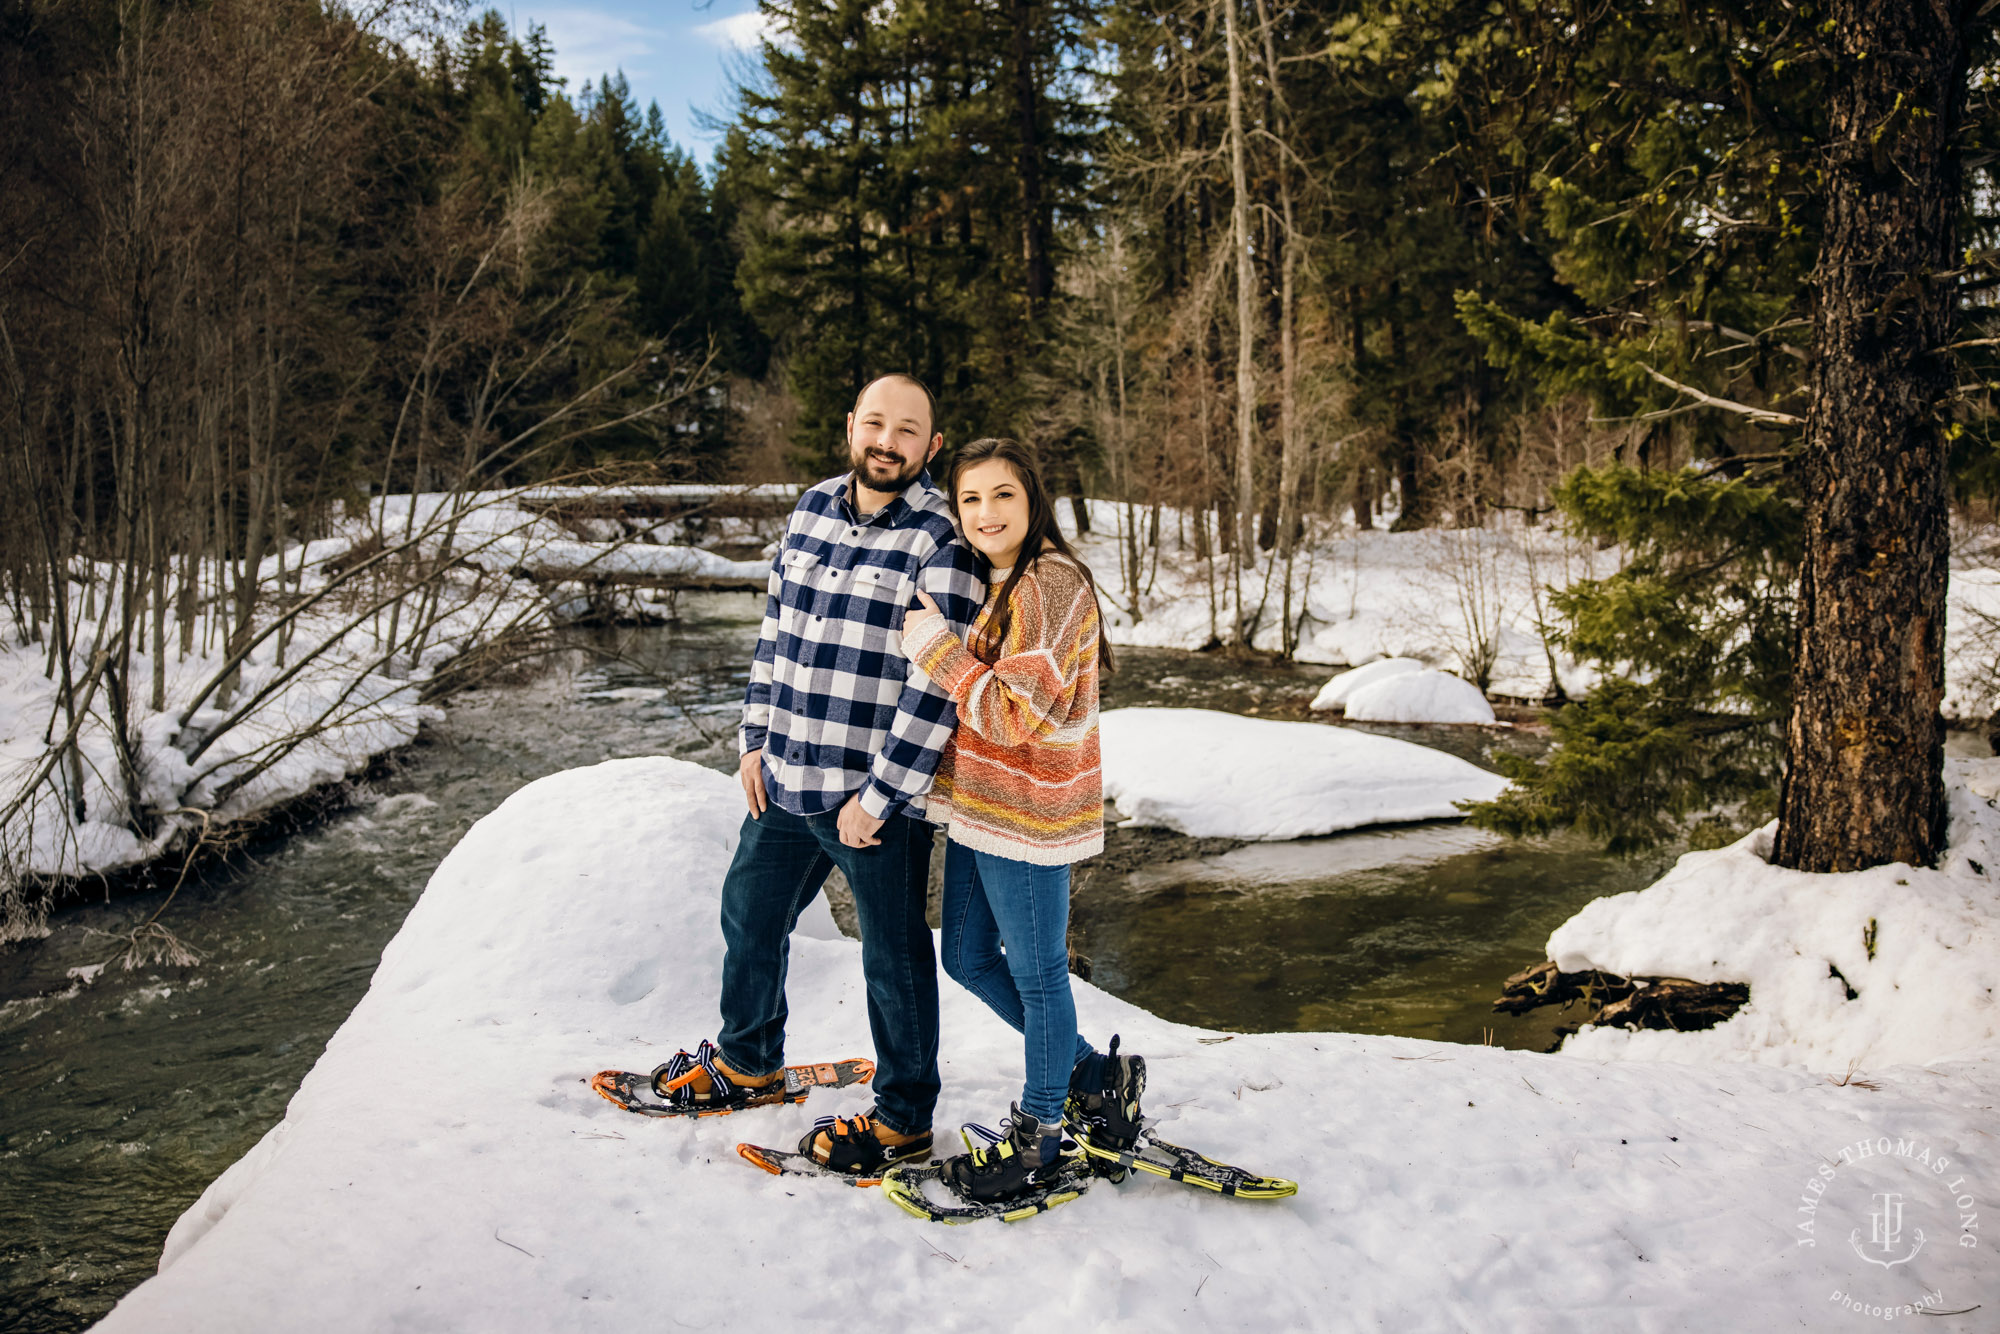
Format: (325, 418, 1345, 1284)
(590, 1041, 873, 1119)
(734, 1142, 888, 1186)
(1076, 1123, 1298, 1199)
(882, 1154, 1093, 1224)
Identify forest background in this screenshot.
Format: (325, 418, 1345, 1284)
(3, 0, 1998, 869)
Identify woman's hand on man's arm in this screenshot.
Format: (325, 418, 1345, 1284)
(900, 588, 947, 650)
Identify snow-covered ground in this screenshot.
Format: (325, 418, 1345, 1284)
(1100, 708, 1508, 838)
(0, 487, 784, 901)
(1309, 656, 1425, 711)
(93, 757, 1999, 1332)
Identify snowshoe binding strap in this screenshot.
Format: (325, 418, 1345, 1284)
(958, 1120, 1004, 1153)
(939, 1105, 1071, 1203)
(798, 1111, 933, 1176)
(650, 1040, 784, 1111)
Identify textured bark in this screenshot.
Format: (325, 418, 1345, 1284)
(1772, 0, 1970, 872)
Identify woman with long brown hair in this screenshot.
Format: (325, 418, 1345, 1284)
(895, 437, 1146, 1203)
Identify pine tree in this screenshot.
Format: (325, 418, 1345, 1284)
(732, 0, 916, 472)
(730, 0, 1097, 474)
(1466, 465, 1798, 853)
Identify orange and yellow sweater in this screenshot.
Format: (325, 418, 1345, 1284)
(901, 551, 1103, 865)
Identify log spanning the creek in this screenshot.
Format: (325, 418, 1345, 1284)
(504, 552, 772, 595)
(1494, 960, 1750, 1038)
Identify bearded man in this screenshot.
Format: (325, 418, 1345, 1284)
(651, 372, 984, 1174)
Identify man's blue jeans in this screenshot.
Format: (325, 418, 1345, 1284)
(939, 841, 1094, 1125)
(716, 801, 940, 1136)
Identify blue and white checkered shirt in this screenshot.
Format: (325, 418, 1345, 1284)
(740, 470, 986, 822)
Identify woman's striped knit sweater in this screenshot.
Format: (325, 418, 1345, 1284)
(901, 551, 1103, 865)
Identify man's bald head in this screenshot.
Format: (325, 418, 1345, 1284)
(852, 373, 937, 435)
(847, 373, 944, 502)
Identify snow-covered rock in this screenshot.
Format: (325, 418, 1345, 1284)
(1342, 669, 1497, 725)
(1099, 707, 1508, 838)
(1307, 657, 1424, 711)
(95, 755, 2000, 1332)
(1548, 757, 2000, 1073)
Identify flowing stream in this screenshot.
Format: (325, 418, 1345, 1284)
(2, 593, 1670, 1330)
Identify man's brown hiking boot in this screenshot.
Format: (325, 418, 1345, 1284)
(651, 1040, 786, 1110)
(798, 1110, 932, 1176)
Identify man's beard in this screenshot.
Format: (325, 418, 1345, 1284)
(848, 441, 924, 493)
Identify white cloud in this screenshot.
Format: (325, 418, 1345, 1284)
(694, 10, 769, 53)
(529, 8, 667, 88)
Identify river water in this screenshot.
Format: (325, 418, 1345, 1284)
(0, 592, 1672, 1330)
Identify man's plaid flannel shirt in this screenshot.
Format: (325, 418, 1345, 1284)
(739, 469, 986, 822)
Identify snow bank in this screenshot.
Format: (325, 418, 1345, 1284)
(1343, 669, 1497, 725)
(1548, 758, 2000, 1074)
(0, 583, 485, 883)
(1308, 657, 1423, 711)
(95, 756, 2000, 1332)
(1100, 708, 1509, 838)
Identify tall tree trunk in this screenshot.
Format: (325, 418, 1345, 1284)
(1256, 0, 1301, 585)
(1222, 0, 1258, 643)
(1771, 0, 1969, 873)
(1393, 442, 1423, 531)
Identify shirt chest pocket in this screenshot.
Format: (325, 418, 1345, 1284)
(779, 548, 823, 616)
(848, 564, 908, 607)
(781, 547, 821, 582)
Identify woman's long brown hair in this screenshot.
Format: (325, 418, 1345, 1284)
(947, 437, 1115, 674)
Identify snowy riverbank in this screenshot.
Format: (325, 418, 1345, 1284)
(13, 490, 2000, 908)
(94, 757, 1998, 1331)
(0, 486, 778, 906)
(1548, 758, 2000, 1073)
(1063, 501, 2000, 721)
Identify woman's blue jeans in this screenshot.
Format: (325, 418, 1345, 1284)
(940, 840, 1094, 1124)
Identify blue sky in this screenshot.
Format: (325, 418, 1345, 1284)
(513, 2, 769, 161)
